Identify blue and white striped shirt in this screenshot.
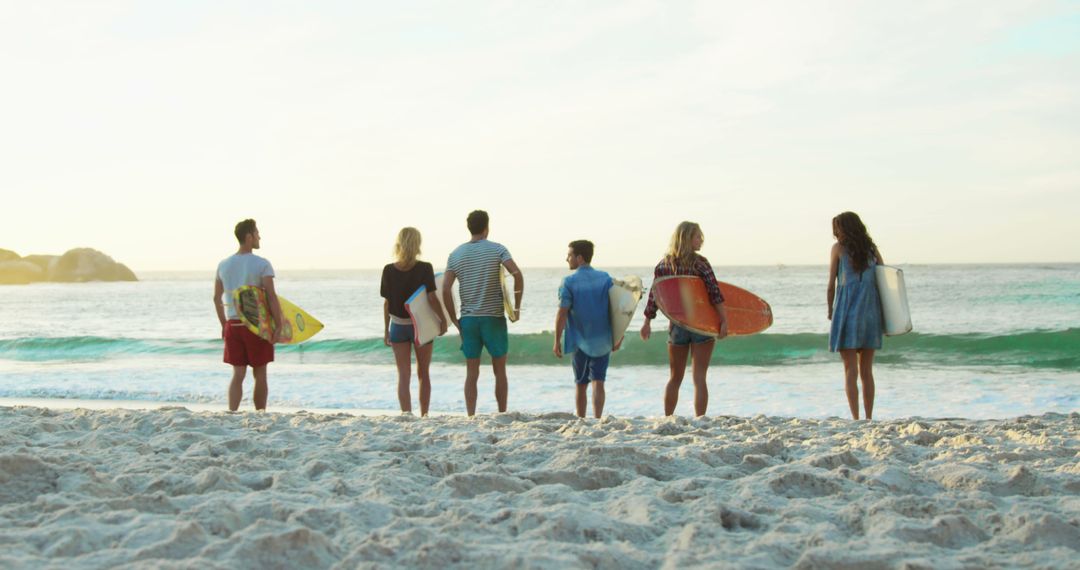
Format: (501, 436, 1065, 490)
(447, 240, 513, 317)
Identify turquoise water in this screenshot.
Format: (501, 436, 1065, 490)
(3, 330, 1078, 369)
(0, 265, 1077, 418)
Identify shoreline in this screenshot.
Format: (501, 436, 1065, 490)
(0, 396, 1069, 423)
(0, 396, 464, 417)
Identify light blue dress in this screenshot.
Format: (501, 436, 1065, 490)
(830, 249, 883, 352)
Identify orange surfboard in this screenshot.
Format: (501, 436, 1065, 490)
(652, 276, 773, 336)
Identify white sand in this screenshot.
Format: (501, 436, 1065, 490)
(0, 406, 1077, 569)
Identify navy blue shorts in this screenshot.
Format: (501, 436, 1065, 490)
(572, 351, 609, 384)
(668, 324, 714, 346)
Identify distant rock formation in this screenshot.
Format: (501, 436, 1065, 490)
(0, 248, 137, 284)
(0, 260, 44, 284)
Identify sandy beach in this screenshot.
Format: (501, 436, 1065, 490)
(1, 406, 1077, 569)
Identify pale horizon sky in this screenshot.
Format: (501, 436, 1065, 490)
(2, 1, 1078, 271)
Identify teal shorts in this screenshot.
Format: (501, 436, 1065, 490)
(459, 316, 508, 359)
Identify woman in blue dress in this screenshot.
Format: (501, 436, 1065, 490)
(827, 212, 884, 420)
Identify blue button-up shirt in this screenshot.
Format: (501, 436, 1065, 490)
(558, 265, 614, 357)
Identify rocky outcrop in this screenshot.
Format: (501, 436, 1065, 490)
(0, 260, 44, 285)
(0, 248, 137, 284)
(50, 249, 138, 282)
(21, 255, 57, 272)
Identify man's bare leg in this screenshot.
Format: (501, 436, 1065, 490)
(252, 365, 268, 411)
(492, 355, 508, 412)
(575, 383, 588, 418)
(228, 366, 247, 411)
(592, 380, 605, 418)
(464, 358, 481, 416)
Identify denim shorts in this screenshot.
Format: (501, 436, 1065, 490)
(388, 322, 415, 344)
(572, 351, 609, 384)
(668, 324, 714, 346)
(459, 316, 508, 359)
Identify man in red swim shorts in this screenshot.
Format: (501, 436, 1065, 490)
(212, 219, 283, 411)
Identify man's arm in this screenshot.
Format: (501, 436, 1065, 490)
(213, 278, 227, 338)
(442, 271, 460, 330)
(553, 307, 568, 358)
(262, 275, 286, 344)
(503, 259, 524, 320)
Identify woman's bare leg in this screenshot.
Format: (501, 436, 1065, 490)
(858, 349, 876, 420)
(392, 342, 413, 413)
(690, 340, 716, 417)
(416, 342, 434, 416)
(840, 349, 859, 419)
(665, 344, 690, 416)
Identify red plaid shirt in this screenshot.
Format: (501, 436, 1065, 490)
(644, 255, 725, 319)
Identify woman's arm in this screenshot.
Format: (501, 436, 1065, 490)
(827, 243, 840, 320)
(383, 299, 391, 346)
(715, 303, 728, 339)
(428, 291, 448, 335)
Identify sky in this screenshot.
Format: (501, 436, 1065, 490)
(2, 1, 1078, 271)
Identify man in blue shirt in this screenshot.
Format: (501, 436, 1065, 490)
(553, 240, 615, 418)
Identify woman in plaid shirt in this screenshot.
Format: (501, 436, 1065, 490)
(640, 221, 728, 416)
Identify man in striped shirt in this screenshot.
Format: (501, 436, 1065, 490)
(442, 210, 524, 416)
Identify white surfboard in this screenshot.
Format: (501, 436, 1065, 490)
(404, 279, 445, 347)
(609, 275, 643, 346)
(436, 272, 460, 327)
(501, 265, 519, 323)
(876, 265, 912, 336)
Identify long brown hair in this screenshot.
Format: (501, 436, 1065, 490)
(665, 221, 701, 270)
(832, 212, 877, 273)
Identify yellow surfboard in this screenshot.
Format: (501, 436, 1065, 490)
(234, 285, 324, 344)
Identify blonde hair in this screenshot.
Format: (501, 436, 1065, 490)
(665, 221, 702, 270)
(394, 227, 422, 266)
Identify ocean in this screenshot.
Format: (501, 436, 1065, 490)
(1, 264, 1077, 419)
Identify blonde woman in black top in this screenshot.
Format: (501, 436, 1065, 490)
(380, 227, 447, 416)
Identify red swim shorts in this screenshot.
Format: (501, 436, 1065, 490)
(223, 320, 274, 367)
